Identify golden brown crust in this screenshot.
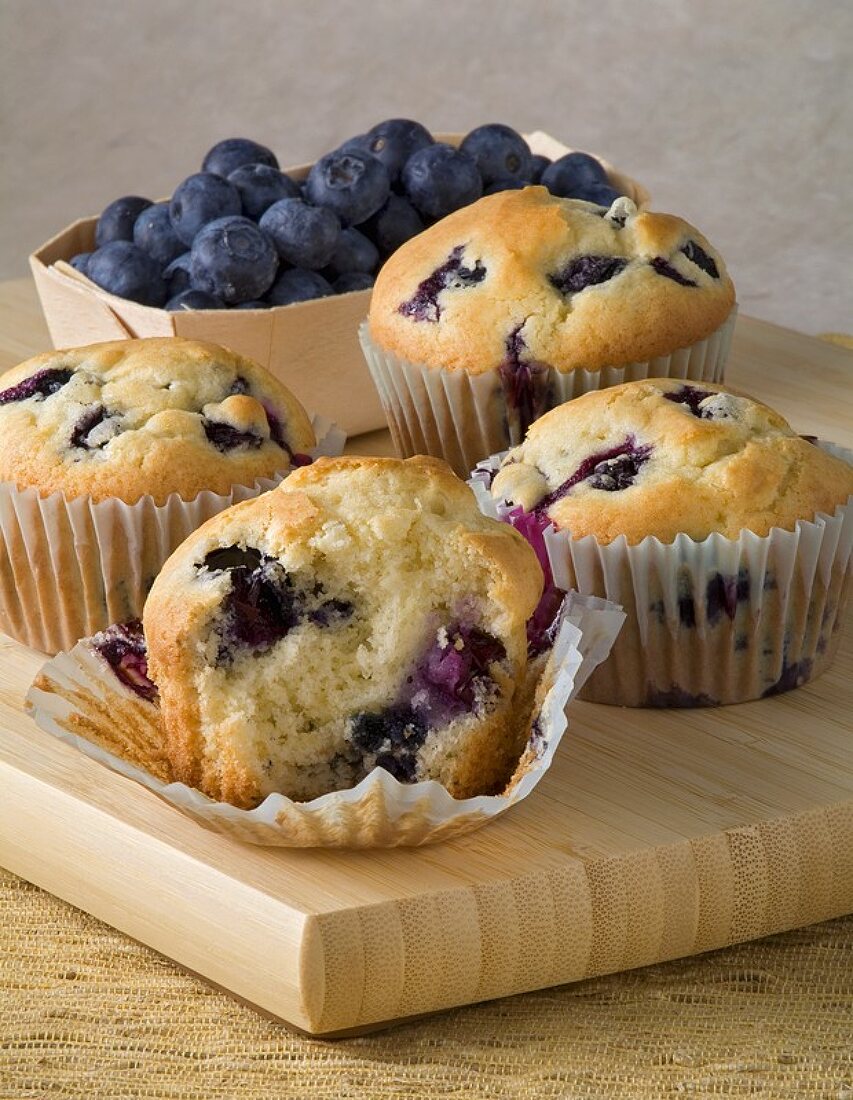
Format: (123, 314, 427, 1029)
(491, 378, 853, 544)
(369, 187, 735, 374)
(0, 337, 316, 504)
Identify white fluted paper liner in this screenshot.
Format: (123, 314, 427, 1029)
(25, 592, 624, 848)
(0, 414, 345, 655)
(359, 307, 736, 477)
(472, 442, 853, 707)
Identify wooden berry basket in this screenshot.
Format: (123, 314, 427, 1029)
(28, 133, 650, 437)
(0, 294, 850, 1037)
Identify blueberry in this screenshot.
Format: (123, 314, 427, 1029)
(541, 152, 608, 198)
(587, 451, 650, 491)
(681, 240, 720, 279)
(87, 241, 168, 307)
(549, 255, 628, 296)
(334, 272, 374, 294)
(95, 196, 153, 248)
(307, 594, 355, 626)
(348, 706, 427, 782)
(0, 367, 74, 405)
(646, 685, 719, 708)
(362, 118, 434, 181)
(326, 227, 378, 277)
(169, 173, 242, 246)
(499, 325, 549, 438)
(70, 404, 115, 448)
(402, 143, 482, 219)
(460, 124, 532, 184)
(362, 194, 423, 255)
(574, 182, 623, 207)
(529, 154, 551, 184)
(202, 138, 279, 178)
(705, 571, 749, 625)
(91, 620, 157, 703)
(763, 658, 813, 698)
(305, 150, 390, 226)
(483, 177, 526, 195)
(266, 268, 334, 306)
(534, 437, 653, 513)
(132, 202, 185, 267)
(163, 252, 192, 296)
(259, 198, 340, 269)
(189, 216, 278, 304)
(650, 257, 697, 287)
(398, 245, 486, 322)
(663, 385, 713, 416)
(202, 546, 264, 572)
(203, 419, 263, 451)
(220, 557, 299, 656)
(166, 289, 224, 311)
(231, 299, 270, 309)
(413, 624, 505, 708)
(226, 163, 300, 220)
(69, 252, 92, 275)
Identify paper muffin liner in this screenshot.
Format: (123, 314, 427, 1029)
(359, 307, 736, 477)
(25, 592, 624, 848)
(0, 415, 345, 655)
(471, 442, 852, 707)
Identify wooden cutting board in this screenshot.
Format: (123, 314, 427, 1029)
(0, 279, 851, 1036)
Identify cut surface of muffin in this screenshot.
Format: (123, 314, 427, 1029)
(144, 456, 542, 806)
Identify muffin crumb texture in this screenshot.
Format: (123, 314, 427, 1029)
(143, 456, 542, 807)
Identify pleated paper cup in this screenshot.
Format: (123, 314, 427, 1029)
(25, 593, 624, 848)
(360, 307, 737, 477)
(471, 443, 852, 707)
(0, 415, 345, 655)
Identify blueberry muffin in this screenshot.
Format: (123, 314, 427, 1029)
(0, 337, 316, 653)
(363, 186, 736, 475)
(487, 379, 853, 705)
(143, 455, 542, 807)
(0, 337, 314, 503)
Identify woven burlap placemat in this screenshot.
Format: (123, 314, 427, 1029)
(1, 868, 850, 1099)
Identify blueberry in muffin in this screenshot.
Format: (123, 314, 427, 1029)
(143, 455, 542, 806)
(0, 337, 318, 653)
(487, 379, 853, 705)
(0, 337, 315, 504)
(365, 187, 736, 474)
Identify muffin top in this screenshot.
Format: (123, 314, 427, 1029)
(369, 187, 735, 375)
(0, 337, 316, 504)
(489, 379, 853, 544)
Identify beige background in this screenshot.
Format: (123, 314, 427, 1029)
(1, 0, 851, 335)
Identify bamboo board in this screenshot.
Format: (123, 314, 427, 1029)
(0, 279, 851, 1036)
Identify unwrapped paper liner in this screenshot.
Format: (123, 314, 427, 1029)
(25, 592, 624, 848)
(0, 414, 345, 654)
(471, 443, 853, 706)
(359, 307, 736, 477)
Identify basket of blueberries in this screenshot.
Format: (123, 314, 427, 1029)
(29, 121, 649, 435)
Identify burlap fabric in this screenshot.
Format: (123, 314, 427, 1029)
(1, 869, 850, 1099)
